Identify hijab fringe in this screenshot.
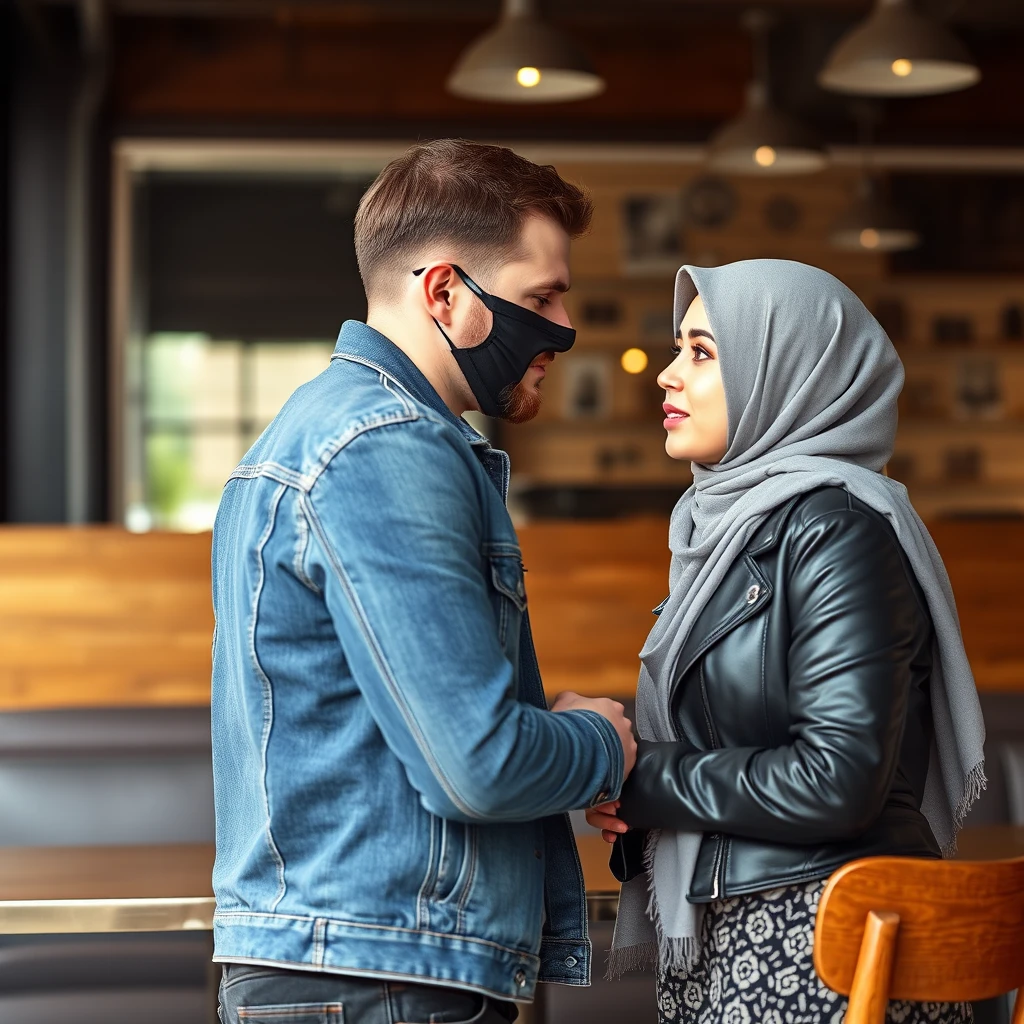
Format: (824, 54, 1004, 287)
(943, 761, 987, 858)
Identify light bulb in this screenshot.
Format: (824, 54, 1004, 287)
(516, 66, 542, 88)
(754, 145, 777, 168)
(891, 58, 914, 78)
(620, 348, 649, 375)
(860, 228, 881, 249)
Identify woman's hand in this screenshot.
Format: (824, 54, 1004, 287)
(586, 800, 628, 844)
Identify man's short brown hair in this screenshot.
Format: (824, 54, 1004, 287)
(354, 139, 592, 301)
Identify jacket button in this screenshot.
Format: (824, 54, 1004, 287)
(564, 956, 578, 968)
(514, 969, 527, 988)
(746, 585, 761, 605)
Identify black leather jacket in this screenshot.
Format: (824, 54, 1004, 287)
(613, 486, 941, 902)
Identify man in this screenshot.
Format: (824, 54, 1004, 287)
(212, 139, 637, 1024)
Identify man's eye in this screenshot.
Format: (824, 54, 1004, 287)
(534, 295, 550, 307)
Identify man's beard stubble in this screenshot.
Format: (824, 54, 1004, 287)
(499, 380, 543, 424)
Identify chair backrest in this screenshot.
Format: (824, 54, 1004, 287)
(814, 855, 1024, 1024)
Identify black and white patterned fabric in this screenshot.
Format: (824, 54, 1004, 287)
(656, 880, 973, 1024)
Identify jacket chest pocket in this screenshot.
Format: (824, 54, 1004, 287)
(487, 549, 528, 651)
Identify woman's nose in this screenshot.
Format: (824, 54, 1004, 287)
(658, 365, 682, 392)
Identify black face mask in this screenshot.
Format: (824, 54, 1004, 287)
(416, 265, 576, 419)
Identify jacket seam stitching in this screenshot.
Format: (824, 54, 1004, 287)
(416, 814, 438, 931)
(303, 412, 423, 492)
(379, 369, 415, 417)
(298, 492, 484, 820)
(455, 823, 478, 934)
(293, 502, 321, 595)
(332, 352, 489, 447)
(213, 912, 538, 956)
(229, 463, 305, 489)
(249, 482, 290, 911)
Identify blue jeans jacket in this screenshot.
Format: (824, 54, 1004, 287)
(211, 321, 624, 1002)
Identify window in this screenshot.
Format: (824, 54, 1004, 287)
(125, 335, 334, 532)
(116, 164, 373, 531)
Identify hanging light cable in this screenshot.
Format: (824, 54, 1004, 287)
(447, 0, 605, 104)
(707, 10, 828, 176)
(819, 0, 980, 97)
(830, 103, 920, 252)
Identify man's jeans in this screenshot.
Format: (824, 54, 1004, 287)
(218, 964, 520, 1023)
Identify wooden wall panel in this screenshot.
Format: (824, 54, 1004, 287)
(0, 528, 214, 710)
(0, 521, 1021, 710)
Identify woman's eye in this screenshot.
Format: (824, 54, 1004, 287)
(692, 344, 711, 361)
(669, 343, 682, 356)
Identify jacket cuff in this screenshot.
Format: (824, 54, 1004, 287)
(617, 739, 688, 829)
(609, 828, 649, 884)
(571, 709, 624, 807)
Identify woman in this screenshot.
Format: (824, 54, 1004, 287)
(588, 260, 985, 1024)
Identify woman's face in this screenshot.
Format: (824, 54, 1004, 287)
(658, 294, 729, 464)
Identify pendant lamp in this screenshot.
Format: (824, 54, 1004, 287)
(707, 12, 827, 176)
(447, 0, 605, 104)
(830, 104, 919, 253)
(819, 0, 980, 97)
(830, 176, 920, 252)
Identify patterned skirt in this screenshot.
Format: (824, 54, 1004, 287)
(657, 879, 973, 1024)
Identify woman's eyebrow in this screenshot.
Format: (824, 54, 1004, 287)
(688, 328, 716, 343)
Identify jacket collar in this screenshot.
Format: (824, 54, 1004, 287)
(331, 320, 489, 449)
(746, 493, 804, 556)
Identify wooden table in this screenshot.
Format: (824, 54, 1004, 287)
(0, 828, 1022, 935)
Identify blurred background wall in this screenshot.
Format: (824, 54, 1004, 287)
(4, 0, 1024, 528)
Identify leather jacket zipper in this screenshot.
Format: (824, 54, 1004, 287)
(699, 665, 726, 901)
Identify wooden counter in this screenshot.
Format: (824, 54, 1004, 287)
(1, 828, 1021, 935)
(1, 519, 1023, 710)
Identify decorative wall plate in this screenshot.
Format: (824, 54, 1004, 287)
(682, 176, 737, 230)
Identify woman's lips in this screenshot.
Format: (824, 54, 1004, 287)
(663, 403, 689, 430)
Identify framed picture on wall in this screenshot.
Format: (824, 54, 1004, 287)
(622, 194, 684, 276)
(561, 354, 614, 420)
(956, 358, 1002, 419)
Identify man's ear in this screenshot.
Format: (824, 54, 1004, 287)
(419, 264, 458, 327)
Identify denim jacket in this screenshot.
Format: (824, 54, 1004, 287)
(210, 321, 624, 1002)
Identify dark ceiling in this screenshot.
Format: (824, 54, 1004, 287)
(19, 0, 1024, 144)
(31, 0, 1024, 25)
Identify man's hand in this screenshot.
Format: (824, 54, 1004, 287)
(585, 800, 627, 844)
(551, 691, 637, 779)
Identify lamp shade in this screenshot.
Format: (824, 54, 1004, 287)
(707, 82, 828, 176)
(447, 0, 604, 104)
(830, 177, 920, 252)
(819, 0, 980, 97)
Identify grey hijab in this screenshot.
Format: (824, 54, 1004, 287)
(608, 259, 986, 979)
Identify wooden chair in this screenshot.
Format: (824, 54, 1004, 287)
(814, 856, 1024, 1024)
